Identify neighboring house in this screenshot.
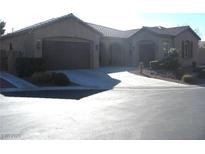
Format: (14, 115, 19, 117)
(198, 41, 205, 65)
(0, 13, 201, 73)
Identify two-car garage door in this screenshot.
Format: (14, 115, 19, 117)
(43, 40, 91, 70)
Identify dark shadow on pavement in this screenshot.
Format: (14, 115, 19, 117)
(1, 89, 107, 100)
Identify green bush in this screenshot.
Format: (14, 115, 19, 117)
(51, 72, 70, 86)
(150, 48, 180, 71)
(181, 74, 196, 84)
(198, 69, 205, 79)
(160, 48, 180, 70)
(16, 58, 46, 77)
(160, 58, 180, 70)
(31, 72, 53, 85)
(150, 60, 160, 69)
(31, 72, 70, 86)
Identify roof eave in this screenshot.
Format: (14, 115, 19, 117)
(175, 27, 201, 40)
(1, 13, 103, 40)
(128, 27, 174, 39)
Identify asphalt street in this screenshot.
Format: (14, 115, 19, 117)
(0, 86, 205, 139)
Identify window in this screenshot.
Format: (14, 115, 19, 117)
(181, 40, 193, 59)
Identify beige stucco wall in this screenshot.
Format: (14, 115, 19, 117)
(100, 37, 130, 66)
(0, 32, 35, 57)
(0, 33, 35, 73)
(0, 17, 101, 69)
(174, 30, 199, 66)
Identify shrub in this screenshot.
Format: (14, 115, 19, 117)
(31, 72, 52, 85)
(181, 74, 196, 84)
(156, 48, 181, 70)
(192, 61, 197, 68)
(198, 69, 205, 79)
(30, 72, 70, 86)
(51, 72, 70, 86)
(150, 60, 160, 69)
(16, 58, 46, 77)
(164, 48, 179, 59)
(160, 58, 180, 70)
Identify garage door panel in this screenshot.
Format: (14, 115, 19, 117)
(43, 40, 90, 70)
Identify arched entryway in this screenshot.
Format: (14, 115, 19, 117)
(138, 40, 156, 66)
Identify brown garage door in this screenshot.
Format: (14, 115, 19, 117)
(43, 40, 90, 70)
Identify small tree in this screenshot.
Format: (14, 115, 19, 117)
(0, 20, 6, 36)
(160, 48, 180, 70)
(166, 48, 179, 58)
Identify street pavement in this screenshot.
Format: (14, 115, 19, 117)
(1, 86, 205, 139)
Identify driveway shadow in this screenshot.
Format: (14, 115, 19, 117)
(1, 89, 106, 100)
(1, 67, 136, 100)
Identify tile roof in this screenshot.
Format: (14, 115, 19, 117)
(1, 14, 73, 38)
(1, 13, 102, 39)
(0, 13, 200, 40)
(143, 26, 190, 36)
(87, 23, 139, 38)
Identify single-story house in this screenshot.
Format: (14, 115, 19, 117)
(0, 13, 201, 73)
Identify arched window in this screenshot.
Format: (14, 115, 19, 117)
(181, 40, 193, 59)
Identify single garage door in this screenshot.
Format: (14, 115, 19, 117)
(43, 40, 91, 70)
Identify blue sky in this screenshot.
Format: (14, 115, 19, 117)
(139, 13, 205, 40)
(1, 0, 205, 40)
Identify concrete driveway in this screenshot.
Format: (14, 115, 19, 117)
(58, 67, 188, 89)
(1, 86, 205, 139)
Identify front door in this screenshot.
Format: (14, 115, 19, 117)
(139, 43, 155, 66)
